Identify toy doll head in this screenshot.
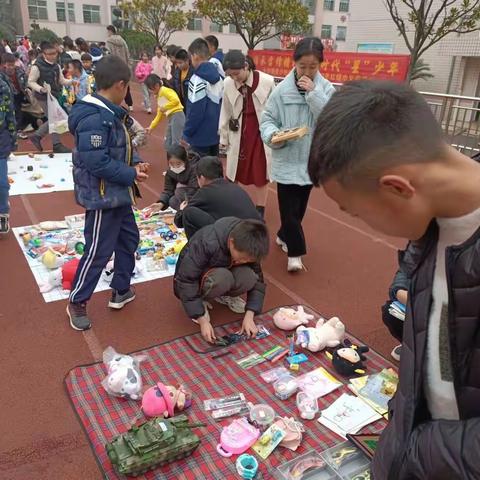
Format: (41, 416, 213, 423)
(142, 382, 192, 418)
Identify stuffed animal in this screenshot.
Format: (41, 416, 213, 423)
(142, 382, 192, 417)
(101, 346, 146, 400)
(326, 339, 370, 377)
(273, 306, 314, 331)
(102, 258, 143, 285)
(39, 258, 80, 292)
(296, 317, 345, 352)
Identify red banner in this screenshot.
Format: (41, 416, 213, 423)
(248, 50, 410, 83)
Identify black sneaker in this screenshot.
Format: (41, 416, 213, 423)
(391, 344, 402, 361)
(53, 143, 72, 154)
(108, 288, 136, 309)
(30, 135, 43, 151)
(66, 303, 91, 331)
(0, 215, 9, 234)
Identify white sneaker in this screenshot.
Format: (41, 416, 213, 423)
(275, 236, 288, 253)
(22, 124, 34, 133)
(215, 296, 246, 313)
(128, 106, 133, 112)
(147, 108, 152, 114)
(287, 257, 304, 272)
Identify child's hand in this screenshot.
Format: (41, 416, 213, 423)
(134, 165, 148, 182)
(198, 311, 216, 343)
(137, 162, 150, 173)
(180, 138, 190, 149)
(145, 127, 152, 135)
(145, 202, 164, 214)
(179, 200, 188, 211)
(240, 311, 258, 338)
(396, 289, 408, 305)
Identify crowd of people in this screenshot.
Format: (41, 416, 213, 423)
(2, 28, 480, 479)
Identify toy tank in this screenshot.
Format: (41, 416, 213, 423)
(105, 414, 205, 477)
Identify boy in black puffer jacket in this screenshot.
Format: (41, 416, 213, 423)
(174, 217, 269, 343)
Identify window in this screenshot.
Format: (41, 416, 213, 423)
(28, 0, 48, 20)
(83, 4, 100, 24)
(210, 22, 223, 33)
(321, 24, 332, 39)
(187, 17, 202, 31)
(323, 0, 334, 11)
(302, 0, 316, 14)
(339, 0, 349, 12)
(56, 2, 75, 22)
(229, 23, 238, 34)
(336, 26, 347, 41)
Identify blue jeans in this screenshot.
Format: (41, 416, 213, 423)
(0, 158, 9, 215)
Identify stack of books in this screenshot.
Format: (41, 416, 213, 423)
(389, 300, 406, 321)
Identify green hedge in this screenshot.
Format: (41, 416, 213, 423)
(121, 30, 156, 60)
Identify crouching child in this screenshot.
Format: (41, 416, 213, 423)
(174, 217, 269, 343)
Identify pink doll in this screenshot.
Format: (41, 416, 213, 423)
(142, 382, 192, 418)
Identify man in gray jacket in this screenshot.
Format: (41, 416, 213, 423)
(309, 80, 480, 479)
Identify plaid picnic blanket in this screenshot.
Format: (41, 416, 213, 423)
(65, 305, 394, 480)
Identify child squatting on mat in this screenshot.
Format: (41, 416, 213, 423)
(173, 217, 269, 343)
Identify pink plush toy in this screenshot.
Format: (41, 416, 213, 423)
(273, 306, 314, 331)
(142, 382, 192, 418)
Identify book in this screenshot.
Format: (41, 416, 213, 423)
(318, 393, 382, 439)
(296, 367, 342, 399)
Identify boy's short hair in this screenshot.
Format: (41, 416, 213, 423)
(40, 41, 55, 52)
(188, 38, 210, 59)
(107, 25, 117, 34)
(230, 220, 269, 262)
(196, 156, 223, 180)
(94, 56, 130, 90)
(175, 48, 189, 61)
(1, 52, 15, 64)
(145, 73, 162, 90)
(166, 44, 180, 57)
(71, 59, 83, 72)
(81, 53, 92, 61)
(308, 80, 446, 187)
(205, 35, 219, 50)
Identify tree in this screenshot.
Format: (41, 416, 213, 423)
(120, 0, 191, 46)
(121, 30, 157, 59)
(384, 0, 480, 82)
(195, 0, 310, 50)
(29, 28, 59, 46)
(409, 58, 434, 82)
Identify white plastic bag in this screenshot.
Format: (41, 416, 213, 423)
(47, 90, 69, 134)
(101, 346, 147, 400)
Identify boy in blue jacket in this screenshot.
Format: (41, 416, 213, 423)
(182, 38, 223, 157)
(0, 73, 16, 234)
(67, 55, 149, 331)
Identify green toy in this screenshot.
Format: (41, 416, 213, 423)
(74, 242, 85, 255)
(105, 415, 205, 477)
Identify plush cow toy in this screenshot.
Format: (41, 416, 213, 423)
(326, 339, 370, 377)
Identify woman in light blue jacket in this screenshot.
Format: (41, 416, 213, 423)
(260, 38, 335, 272)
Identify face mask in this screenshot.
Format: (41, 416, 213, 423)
(170, 165, 185, 174)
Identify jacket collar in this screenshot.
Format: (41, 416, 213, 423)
(82, 93, 127, 120)
(226, 70, 271, 105)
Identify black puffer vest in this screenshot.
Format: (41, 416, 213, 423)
(34, 57, 61, 99)
(372, 221, 480, 479)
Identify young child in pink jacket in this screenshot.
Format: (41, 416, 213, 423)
(135, 52, 154, 113)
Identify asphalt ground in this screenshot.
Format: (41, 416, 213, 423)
(0, 84, 405, 479)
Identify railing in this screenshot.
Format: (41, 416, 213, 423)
(274, 77, 480, 154)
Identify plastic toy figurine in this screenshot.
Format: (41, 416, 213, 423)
(217, 418, 260, 457)
(101, 346, 146, 400)
(39, 257, 80, 292)
(273, 306, 314, 331)
(41, 248, 65, 269)
(105, 414, 205, 476)
(142, 382, 192, 418)
(326, 340, 370, 377)
(296, 317, 345, 352)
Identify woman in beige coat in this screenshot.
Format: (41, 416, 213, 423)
(219, 51, 275, 217)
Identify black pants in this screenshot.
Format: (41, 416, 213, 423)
(182, 206, 215, 239)
(277, 183, 313, 257)
(381, 301, 404, 342)
(191, 144, 219, 157)
(69, 206, 140, 304)
(124, 86, 133, 107)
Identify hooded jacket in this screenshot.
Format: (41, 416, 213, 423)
(173, 217, 266, 319)
(184, 61, 223, 147)
(68, 93, 137, 210)
(106, 35, 129, 64)
(89, 46, 103, 63)
(373, 222, 480, 479)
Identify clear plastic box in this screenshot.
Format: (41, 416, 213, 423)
(277, 451, 340, 480)
(342, 463, 371, 480)
(320, 441, 370, 478)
